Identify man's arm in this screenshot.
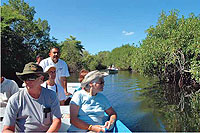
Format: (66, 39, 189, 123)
(2, 125, 15, 133)
(47, 118, 61, 132)
(60, 77, 71, 96)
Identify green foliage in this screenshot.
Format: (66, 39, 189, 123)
(133, 11, 200, 131)
(60, 36, 84, 72)
(80, 44, 137, 71)
(132, 10, 200, 84)
(108, 44, 136, 70)
(1, 0, 57, 83)
(81, 51, 98, 71)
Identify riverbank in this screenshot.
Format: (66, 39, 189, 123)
(141, 83, 200, 131)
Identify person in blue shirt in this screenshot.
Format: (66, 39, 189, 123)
(68, 70, 117, 132)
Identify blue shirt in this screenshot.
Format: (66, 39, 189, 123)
(68, 90, 111, 132)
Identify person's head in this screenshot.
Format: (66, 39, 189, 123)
(49, 47, 60, 63)
(0, 76, 4, 83)
(81, 70, 108, 94)
(79, 69, 89, 83)
(44, 65, 56, 80)
(16, 62, 48, 89)
(36, 54, 43, 64)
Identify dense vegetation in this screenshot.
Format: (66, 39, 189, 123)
(1, 0, 199, 131)
(1, 0, 58, 84)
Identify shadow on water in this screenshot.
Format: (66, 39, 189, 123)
(68, 71, 166, 132)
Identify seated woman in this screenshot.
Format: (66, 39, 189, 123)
(68, 70, 117, 132)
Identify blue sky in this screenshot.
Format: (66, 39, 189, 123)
(2, 0, 200, 54)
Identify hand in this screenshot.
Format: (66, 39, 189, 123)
(65, 92, 72, 96)
(90, 125, 105, 133)
(104, 121, 114, 130)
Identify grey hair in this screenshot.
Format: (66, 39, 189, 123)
(84, 78, 100, 91)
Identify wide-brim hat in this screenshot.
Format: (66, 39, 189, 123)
(81, 70, 108, 88)
(44, 65, 56, 73)
(16, 62, 48, 81)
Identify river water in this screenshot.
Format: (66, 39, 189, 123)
(68, 71, 166, 132)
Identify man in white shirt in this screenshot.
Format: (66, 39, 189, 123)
(39, 47, 71, 96)
(41, 65, 67, 105)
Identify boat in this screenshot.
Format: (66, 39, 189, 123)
(107, 65, 119, 74)
(0, 83, 131, 132)
(0, 105, 131, 132)
(107, 67, 118, 74)
(59, 105, 131, 132)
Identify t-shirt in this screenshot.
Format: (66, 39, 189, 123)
(39, 57, 70, 87)
(0, 78, 19, 107)
(3, 87, 61, 132)
(68, 90, 111, 132)
(41, 82, 67, 101)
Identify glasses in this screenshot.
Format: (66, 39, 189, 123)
(96, 81, 105, 85)
(21, 74, 41, 81)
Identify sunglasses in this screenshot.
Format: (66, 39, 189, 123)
(21, 74, 41, 81)
(96, 81, 105, 85)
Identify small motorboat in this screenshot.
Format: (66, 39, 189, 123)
(107, 65, 119, 74)
(107, 67, 118, 74)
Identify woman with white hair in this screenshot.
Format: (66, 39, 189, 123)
(68, 70, 117, 132)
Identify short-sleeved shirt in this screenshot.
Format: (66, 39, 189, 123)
(68, 90, 111, 132)
(39, 57, 70, 87)
(41, 82, 67, 101)
(3, 87, 61, 132)
(0, 78, 19, 107)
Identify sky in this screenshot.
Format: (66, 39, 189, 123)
(2, 0, 200, 54)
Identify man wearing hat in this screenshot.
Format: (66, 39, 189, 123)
(68, 70, 117, 132)
(41, 65, 67, 105)
(2, 62, 61, 132)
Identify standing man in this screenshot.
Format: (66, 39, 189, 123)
(39, 47, 71, 96)
(0, 76, 19, 107)
(2, 62, 61, 132)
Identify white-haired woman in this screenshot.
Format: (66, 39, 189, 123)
(68, 70, 117, 132)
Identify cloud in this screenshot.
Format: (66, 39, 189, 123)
(122, 30, 134, 36)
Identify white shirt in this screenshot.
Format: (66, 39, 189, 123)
(39, 57, 70, 87)
(0, 78, 19, 107)
(41, 82, 67, 101)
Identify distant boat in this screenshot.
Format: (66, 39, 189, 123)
(107, 67, 118, 74)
